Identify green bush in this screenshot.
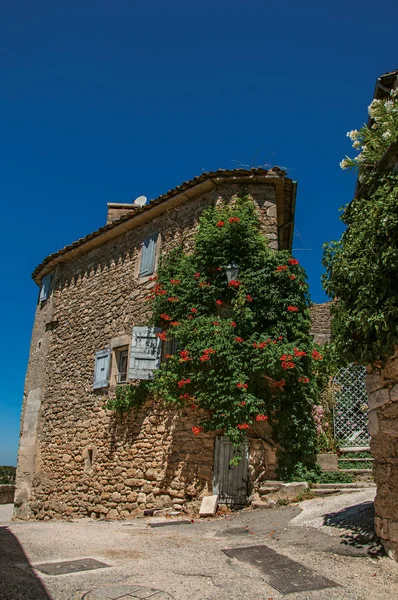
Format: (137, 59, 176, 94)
(0, 466, 16, 484)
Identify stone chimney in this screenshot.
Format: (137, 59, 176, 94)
(106, 203, 137, 225)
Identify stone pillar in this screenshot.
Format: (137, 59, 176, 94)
(367, 350, 398, 560)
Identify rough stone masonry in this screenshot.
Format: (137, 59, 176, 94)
(14, 168, 327, 520)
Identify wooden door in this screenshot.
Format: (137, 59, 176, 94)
(213, 436, 249, 506)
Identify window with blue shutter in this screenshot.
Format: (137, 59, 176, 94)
(139, 233, 157, 277)
(128, 326, 162, 380)
(39, 273, 53, 302)
(93, 348, 111, 389)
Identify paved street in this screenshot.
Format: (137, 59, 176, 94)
(1, 490, 397, 600)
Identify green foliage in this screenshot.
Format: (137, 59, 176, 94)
(106, 382, 150, 413)
(0, 466, 16, 484)
(292, 463, 354, 484)
(323, 89, 398, 365)
(145, 196, 322, 477)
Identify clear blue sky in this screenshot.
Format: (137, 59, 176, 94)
(1, 0, 397, 465)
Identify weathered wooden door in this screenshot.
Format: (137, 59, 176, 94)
(213, 436, 249, 506)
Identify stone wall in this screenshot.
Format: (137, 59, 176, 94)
(310, 301, 332, 345)
(15, 181, 281, 520)
(367, 350, 398, 560)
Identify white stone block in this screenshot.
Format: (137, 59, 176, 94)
(278, 482, 309, 497)
(199, 495, 218, 516)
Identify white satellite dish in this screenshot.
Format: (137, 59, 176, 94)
(133, 195, 148, 206)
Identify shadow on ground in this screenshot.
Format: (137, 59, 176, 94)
(0, 526, 52, 600)
(323, 501, 383, 556)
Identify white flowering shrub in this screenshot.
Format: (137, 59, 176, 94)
(340, 89, 398, 173)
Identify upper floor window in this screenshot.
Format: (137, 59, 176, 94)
(139, 233, 158, 277)
(39, 272, 53, 303)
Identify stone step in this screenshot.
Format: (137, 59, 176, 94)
(312, 482, 376, 489)
(311, 488, 366, 497)
(339, 446, 370, 453)
(340, 468, 373, 474)
(338, 458, 374, 462)
(258, 486, 282, 495)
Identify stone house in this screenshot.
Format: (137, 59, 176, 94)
(15, 168, 325, 520)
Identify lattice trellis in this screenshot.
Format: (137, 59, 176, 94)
(333, 363, 370, 446)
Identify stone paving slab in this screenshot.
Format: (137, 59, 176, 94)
(33, 558, 111, 576)
(222, 544, 339, 594)
(84, 585, 174, 599)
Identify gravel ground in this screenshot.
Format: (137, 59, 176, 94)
(1, 490, 397, 600)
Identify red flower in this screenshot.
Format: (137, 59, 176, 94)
(194, 272, 201, 278)
(145, 295, 155, 301)
(281, 361, 295, 370)
(237, 382, 248, 389)
(278, 336, 283, 340)
(276, 265, 287, 271)
(178, 378, 191, 388)
(230, 321, 237, 327)
(287, 306, 298, 312)
(237, 423, 250, 430)
(179, 393, 190, 399)
(280, 354, 293, 361)
(187, 315, 193, 320)
(165, 354, 172, 359)
(191, 404, 197, 411)
(199, 354, 210, 362)
(170, 321, 181, 327)
(216, 267, 221, 271)
(216, 221, 225, 227)
(192, 426, 203, 435)
(168, 297, 179, 302)
(213, 321, 219, 325)
(288, 258, 299, 265)
(228, 217, 240, 224)
(199, 281, 211, 288)
(160, 313, 172, 321)
(289, 275, 296, 280)
(298, 376, 310, 383)
(148, 275, 158, 282)
(294, 348, 307, 357)
(228, 280, 241, 288)
(255, 415, 268, 421)
(246, 294, 253, 302)
(234, 336, 244, 343)
(179, 350, 191, 362)
(239, 401, 246, 406)
(216, 300, 223, 306)
(312, 349, 323, 361)
(156, 332, 167, 341)
(203, 348, 216, 355)
(190, 307, 198, 313)
(170, 279, 181, 284)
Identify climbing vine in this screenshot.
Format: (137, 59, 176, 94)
(114, 195, 322, 479)
(323, 88, 398, 365)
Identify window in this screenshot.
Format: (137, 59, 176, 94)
(139, 233, 158, 277)
(129, 326, 162, 380)
(162, 337, 179, 361)
(115, 347, 128, 384)
(93, 349, 111, 389)
(39, 272, 53, 302)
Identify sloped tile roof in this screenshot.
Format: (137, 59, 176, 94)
(32, 167, 291, 281)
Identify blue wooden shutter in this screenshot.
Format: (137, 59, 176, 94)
(139, 234, 157, 276)
(93, 348, 111, 389)
(128, 326, 162, 380)
(39, 273, 53, 302)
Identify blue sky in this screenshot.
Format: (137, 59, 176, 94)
(1, 0, 397, 465)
